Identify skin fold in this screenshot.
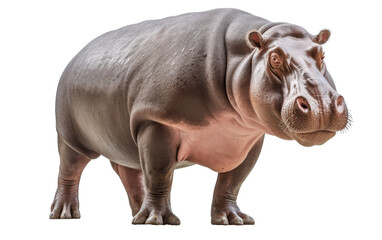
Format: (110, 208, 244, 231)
(51, 8, 348, 225)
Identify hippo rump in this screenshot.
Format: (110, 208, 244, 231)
(50, 8, 349, 225)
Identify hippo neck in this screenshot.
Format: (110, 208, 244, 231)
(225, 52, 269, 132)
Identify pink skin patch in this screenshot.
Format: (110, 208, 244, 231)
(174, 114, 264, 173)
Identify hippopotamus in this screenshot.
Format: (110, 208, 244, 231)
(50, 8, 349, 225)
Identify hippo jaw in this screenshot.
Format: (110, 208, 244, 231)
(293, 130, 336, 146)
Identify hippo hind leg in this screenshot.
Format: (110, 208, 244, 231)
(110, 161, 144, 216)
(50, 135, 93, 219)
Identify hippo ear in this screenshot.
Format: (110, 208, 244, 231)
(247, 31, 263, 49)
(315, 29, 331, 44)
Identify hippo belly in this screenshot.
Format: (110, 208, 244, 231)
(168, 115, 264, 172)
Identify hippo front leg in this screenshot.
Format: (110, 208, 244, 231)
(132, 123, 180, 225)
(211, 135, 264, 225)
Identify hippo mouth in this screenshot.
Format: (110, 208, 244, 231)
(293, 130, 336, 146)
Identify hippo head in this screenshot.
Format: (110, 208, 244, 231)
(246, 24, 349, 146)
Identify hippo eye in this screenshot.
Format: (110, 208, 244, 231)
(270, 52, 282, 68)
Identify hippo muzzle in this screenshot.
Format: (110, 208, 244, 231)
(280, 57, 349, 146)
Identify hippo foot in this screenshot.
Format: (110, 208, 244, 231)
(50, 183, 81, 219)
(132, 205, 180, 225)
(211, 201, 254, 225)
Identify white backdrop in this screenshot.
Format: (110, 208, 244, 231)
(1, 0, 381, 239)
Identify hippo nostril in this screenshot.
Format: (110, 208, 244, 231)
(296, 97, 310, 113)
(336, 96, 345, 114)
